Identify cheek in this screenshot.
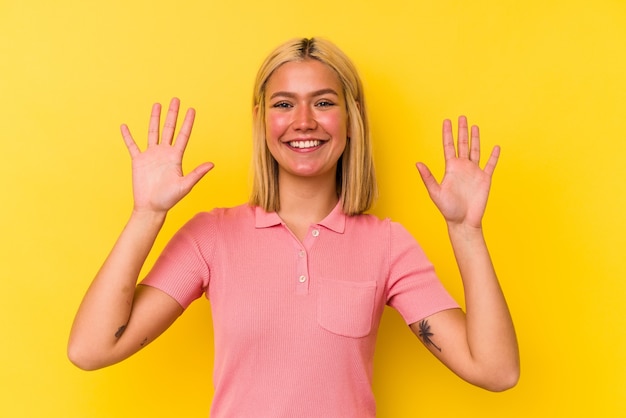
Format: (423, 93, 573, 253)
(319, 112, 348, 136)
(265, 112, 289, 140)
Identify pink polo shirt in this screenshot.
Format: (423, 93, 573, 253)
(141, 203, 459, 417)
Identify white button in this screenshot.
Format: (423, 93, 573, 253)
(312, 229, 320, 237)
(298, 250, 305, 257)
(298, 275, 307, 283)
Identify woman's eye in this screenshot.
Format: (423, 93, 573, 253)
(272, 101, 292, 109)
(316, 100, 334, 108)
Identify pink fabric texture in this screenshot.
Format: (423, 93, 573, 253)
(141, 203, 459, 417)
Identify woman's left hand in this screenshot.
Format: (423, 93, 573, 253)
(416, 116, 499, 229)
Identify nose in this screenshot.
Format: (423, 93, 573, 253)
(293, 105, 317, 131)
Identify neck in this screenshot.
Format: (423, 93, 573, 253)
(277, 171, 339, 235)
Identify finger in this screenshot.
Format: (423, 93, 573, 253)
(483, 145, 500, 177)
(173, 107, 196, 153)
(442, 119, 456, 162)
(416, 162, 440, 198)
(148, 103, 162, 146)
(469, 124, 480, 163)
(457, 115, 469, 159)
(181, 162, 214, 193)
(120, 124, 141, 158)
(162, 97, 181, 145)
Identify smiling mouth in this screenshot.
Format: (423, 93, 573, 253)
(287, 140, 323, 149)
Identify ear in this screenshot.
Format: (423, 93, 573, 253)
(253, 104, 259, 120)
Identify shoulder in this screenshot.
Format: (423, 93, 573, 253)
(190, 203, 253, 222)
(347, 211, 388, 228)
(180, 204, 254, 234)
(347, 212, 412, 236)
(347, 213, 424, 256)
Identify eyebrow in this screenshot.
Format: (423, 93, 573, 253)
(269, 88, 340, 100)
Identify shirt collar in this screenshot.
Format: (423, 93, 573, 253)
(254, 201, 346, 233)
(318, 201, 346, 233)
(254, 206, 283, 228)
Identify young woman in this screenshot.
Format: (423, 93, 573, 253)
(69, 37, 519, 417)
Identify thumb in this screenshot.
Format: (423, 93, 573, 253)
(415, 162, 439, 196)
(181, 162, 214, 192)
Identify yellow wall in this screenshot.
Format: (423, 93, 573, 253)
(1, 1, 624, 416)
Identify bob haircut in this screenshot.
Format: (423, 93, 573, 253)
(249, 37, 377, 216)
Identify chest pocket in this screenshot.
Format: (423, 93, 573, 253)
(317, 278, 377, 338)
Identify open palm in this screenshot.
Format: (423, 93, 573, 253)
(416, 116, 499, 228)
(120, 98, 213, 214)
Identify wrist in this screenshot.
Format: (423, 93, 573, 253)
(129, 208, 167, 228)
(446, 221, 485, 242)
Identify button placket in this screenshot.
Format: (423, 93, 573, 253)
(293, 226, 320, 295)
(295, 245, 309, 295)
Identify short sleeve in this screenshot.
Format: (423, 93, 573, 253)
(140, 213, 213, 309)
(386, 222, 459, 325)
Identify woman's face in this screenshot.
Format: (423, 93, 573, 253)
(263, 59, 348, 183)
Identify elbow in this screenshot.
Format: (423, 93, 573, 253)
(67, 346, 99, 371)
(483, 373, 519, 392)
(67, 340, 110, 371)
(478, 364, 520, 392)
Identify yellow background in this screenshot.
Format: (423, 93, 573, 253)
(1, 0, 625, 416)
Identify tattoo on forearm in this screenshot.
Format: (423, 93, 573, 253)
(114, 325, 127, 339)
(418, 320, 442, 352)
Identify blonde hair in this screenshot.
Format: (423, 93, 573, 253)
(249, 37, 377, 215)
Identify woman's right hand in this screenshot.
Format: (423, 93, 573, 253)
(120, 97, 213, 214)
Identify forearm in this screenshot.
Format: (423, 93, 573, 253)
(447, 222, 519, 385)
(68, 210, 166, 368)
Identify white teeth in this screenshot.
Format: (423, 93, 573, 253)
(289, 140, 321, 149)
